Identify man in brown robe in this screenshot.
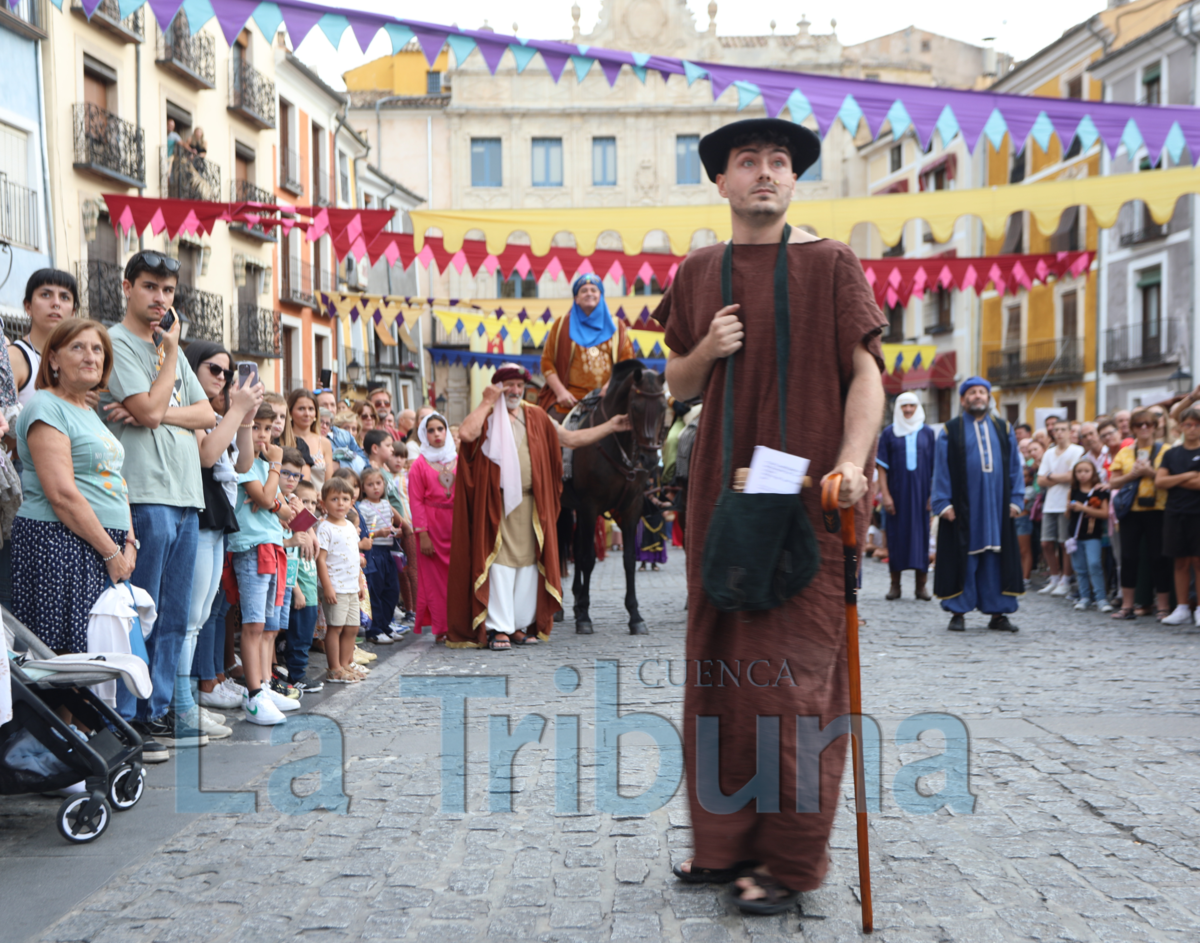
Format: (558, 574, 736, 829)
(447, 364, 631, 650)
(654, 118, 886, 911)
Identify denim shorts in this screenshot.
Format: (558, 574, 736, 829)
(232, 549, 278, 626)
(1014, 515, 1033, 537)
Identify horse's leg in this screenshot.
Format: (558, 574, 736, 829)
(573, 509, 596, 634)
(623, 506, 648, 635)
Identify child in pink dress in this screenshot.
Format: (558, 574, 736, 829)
(409, 412, 456, 640)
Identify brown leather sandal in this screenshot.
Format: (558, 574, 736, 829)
(731, 872, 801, 915)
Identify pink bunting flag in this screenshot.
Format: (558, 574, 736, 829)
(606, 259, 624, 282)
(483, 255, 500, 275)
(514, 254, 532, 279)
(450, 250, 468, 274)
(544, 256, 563, 280)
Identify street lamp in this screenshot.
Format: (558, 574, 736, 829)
(1169, 366, 1193, 395)
(435, 392, 447, 414)
(346, 359, 364, 386)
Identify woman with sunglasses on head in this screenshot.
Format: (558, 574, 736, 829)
(283, 388, 336, 489)
(10, 269, 79, 407)
(180, 341, 264, 734)
(1108, 407, 1172, 620)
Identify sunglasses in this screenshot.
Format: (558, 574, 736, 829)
(1134, 420, 1156, 428)
(201, 362, 234, 383)
(131, 250, 181, 274)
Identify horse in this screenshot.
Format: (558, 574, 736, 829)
(561, 360, 669, 635)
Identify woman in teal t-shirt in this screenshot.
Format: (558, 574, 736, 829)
(11, 320, 135, 653)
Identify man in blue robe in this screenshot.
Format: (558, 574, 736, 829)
(932, 377, 1025, 632)
(878, 392, 936, 600)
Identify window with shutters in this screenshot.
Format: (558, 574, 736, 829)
(470, 138, 502, 188)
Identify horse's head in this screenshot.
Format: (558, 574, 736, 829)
(608, 360, 668, 452)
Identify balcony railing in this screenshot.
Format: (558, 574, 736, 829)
(160, 147, 221, 201)
(1118, 223, 1168, 247)
(229, 180, 277, 242)
(985, 337, 1083, 388)
(280, 147, 302, 195)
(174, 284, 225, 345)
(72, 0, 141, 42)
(0, 173, 39, 249)
(77, 259, 125, 326)
(0, 0, 47, 40)
(339, 171, 350, 203)
(1103, 319, 1185, 373)
(233, 303, 281, 358)
(73, 103, 145, 188)
(280, 257, 315, 306)
(228, 59, 276, 129)
(155, 17, 216, 88)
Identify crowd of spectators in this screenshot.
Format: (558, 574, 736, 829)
(2, 260, 450, 763)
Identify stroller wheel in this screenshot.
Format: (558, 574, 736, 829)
(108, 766, 145, 811)
(56, 794, 110, 844)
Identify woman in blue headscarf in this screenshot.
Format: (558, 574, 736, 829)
(539, 273, 635, 418)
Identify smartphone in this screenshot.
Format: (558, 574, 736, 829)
(289, 508, 319, 532)
(237, 361, 259, 390)
(154, 307, 177, 346)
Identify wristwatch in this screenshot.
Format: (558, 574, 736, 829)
(126, 538, 141, 551)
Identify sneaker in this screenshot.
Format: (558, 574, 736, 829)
(294, 677, 325, 694)
(366, 631, 394, 645)
(353, 647, 377, 664)
(161, 712, 208, 748)
(130, 722, 169, 763)
(196, 708, 232, 740)
(199, 685, 242, 710)
(1194, 608, 1200, 627)
(1073, 600, 1088, 611)
(242, 689, 286, 725)
(1161, 605, 1192, 625)
(1038, 577, 1059, 595)
(1099, 602, 1114, 613)
(262, 685, 302, 712)
(200, 706, 226, 726)
(1050, 579, 1070, 596)
(270, 676, 301, 700)
(388, 622, 410, 638)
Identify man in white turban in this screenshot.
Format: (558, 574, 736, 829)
(877, 392, 937, 600)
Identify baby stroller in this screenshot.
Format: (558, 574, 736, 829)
(1, 608, 146, 843)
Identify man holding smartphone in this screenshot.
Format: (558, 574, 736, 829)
(100, 251, 216, 751)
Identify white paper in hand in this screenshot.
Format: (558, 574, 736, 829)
(743, 446, 810, 495)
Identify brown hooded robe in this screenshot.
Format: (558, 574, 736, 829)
(446, 401, 564, 647)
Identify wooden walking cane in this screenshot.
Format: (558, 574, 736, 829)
(821, 473, 874, 934)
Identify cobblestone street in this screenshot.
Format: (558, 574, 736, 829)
(9, 549, 1200, 942)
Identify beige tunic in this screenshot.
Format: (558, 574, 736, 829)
(495, 410, 537, 567)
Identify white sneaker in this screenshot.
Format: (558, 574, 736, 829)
(197, 709, 232, 739)
(1051, 579, 1070, 596)
(218, 679, 246, 702)
(1038, 576, 1059, 594)
(1161, 605, 1192, 625)
(367, 631, 394, 644)
(199, 706, 226, 726)
(199, 685, 241, 710)
(1193, 607, 1200, 627)
(1073, 600, 1088, 611)
(1100, 602, 1114, 613)
(243, 689, 286, 726)
(262, 686, 302, 712)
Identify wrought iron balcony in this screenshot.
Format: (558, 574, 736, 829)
(228, 59, 276, 130)
(71, 0, 141, 42)
(233, 303, 281, 358)
(155, 16, 216, 89)
(2, 310, 30, 343)
(1103, 319, 1184, 373)
(1118, 222, 1168, 247)
(173, 284, 225, 345)
(0, 0, 47, 40)
(280, 257, 315, 307)
(73, 103, 145, 188)
(230, 180, 277, 242)
(77, 259, 126, 327)
(985, 337, 1083, 388)
(0, 173, 39, 249)
(280, 147, 302, 195)
(160, 147, 221, 201)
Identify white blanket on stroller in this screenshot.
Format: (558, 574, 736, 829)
(87, 585, 157, 708)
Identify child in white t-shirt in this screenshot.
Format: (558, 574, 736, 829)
(317, 477, 365, 684)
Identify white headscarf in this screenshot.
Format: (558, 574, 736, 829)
(891, 392, 926, 437)
(417, 411, 457, 465)
(481, 399, 523, 519)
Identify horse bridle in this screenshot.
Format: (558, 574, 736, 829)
(594, 384, 666, 483)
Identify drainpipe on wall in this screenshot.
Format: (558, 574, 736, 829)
(34, 40, 54, 267)
(1175, 4, 1200, 396)
(135, 28, 143, 250)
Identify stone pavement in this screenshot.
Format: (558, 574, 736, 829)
(11, 549, 1200, 942)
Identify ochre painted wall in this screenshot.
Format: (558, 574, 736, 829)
(344, 49, 451, 95)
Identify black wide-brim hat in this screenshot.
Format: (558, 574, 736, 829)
(698, 118, 822, 183)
